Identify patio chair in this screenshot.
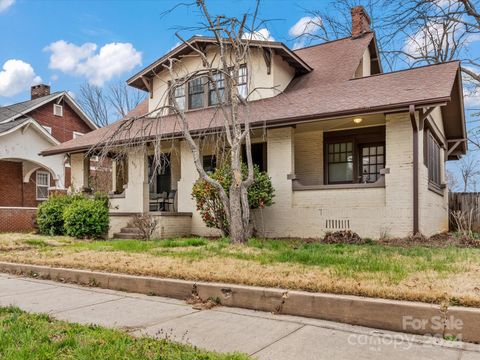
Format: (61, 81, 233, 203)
(164, 190, 177, 212)
(149, 192, 167, 212)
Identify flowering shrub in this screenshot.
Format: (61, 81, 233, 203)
(191, 163, 274, 235)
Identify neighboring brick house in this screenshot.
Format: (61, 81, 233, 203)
(42, 6, 467, 239)
(0, 85, 97, 231)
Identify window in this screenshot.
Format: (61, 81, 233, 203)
(237, 65, 248, 99)
(327, 142, 353, 183)
(188, 77, 206, 109)
(203, 155, 217, 174)
(427, 132, 442, 187)
(36, 171, 50, 200)
(208, 73, 225, 106)
(324, 126, 386, 185)
(43, 126, 52, 134)
(73, 131, 83, 139)
(173, 83, 186, 111)
(53, 104, 63, 117)
(360, 144, 385, 183)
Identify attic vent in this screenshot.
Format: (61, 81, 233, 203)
(53, 104, 63, 117)
(325, 219, 350, 230)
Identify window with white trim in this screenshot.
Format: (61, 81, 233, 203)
(53, 104, 63, 117)
(73, 131, 83, 139)
(36, 171, 50, 200)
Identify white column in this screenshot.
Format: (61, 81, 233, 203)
(126, 147, 149, 213)
(70, 153, 89, 192)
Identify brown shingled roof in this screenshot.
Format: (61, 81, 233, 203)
(41, 34, 465, 156)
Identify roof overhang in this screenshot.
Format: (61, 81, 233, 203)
(0, 117, 60, 146)
(441, 67, 467, 159)
(127, 36, 313, 91)
(0, 91, 98, 131)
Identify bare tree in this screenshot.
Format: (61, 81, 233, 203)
(79, 81, 146, 127)
(94, 0, 272, 243)
(458, 153, 480, 191)
(446, 169, 459, 191)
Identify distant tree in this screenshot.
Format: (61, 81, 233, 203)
(459, 153, 480, 191)
(78, 81, 145, 127)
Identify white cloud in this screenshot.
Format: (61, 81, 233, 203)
(169, 41, 182, 51)
(0, 0, 15, 13)
(289, 16, 322, 38)
(404, 21, 480, 63)
(242, 28, 275, 41)
(289, 16, 322, 50)
(0, 59, 41, 97)
(44, 40, 142, 86)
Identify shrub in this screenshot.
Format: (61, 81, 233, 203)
(191, 163, 274, 235)
(63, 198, 109, 239)
(37, 195, 81, 236)
(130, 214, 158, 240)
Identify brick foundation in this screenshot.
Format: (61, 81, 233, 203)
(0, 207, 37, 232)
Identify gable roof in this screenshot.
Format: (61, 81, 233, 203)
(0, 91, 98, 130)
(128, 35, 313, 91)
(41, 34, 466, 157)
(0, 117, 60, 145)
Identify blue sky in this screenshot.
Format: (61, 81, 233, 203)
(0, 0, 331, 105)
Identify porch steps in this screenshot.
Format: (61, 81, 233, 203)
(113, 226, 142, 240)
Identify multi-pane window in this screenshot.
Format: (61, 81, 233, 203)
(36, 171, 50, 200)
(174, 84, 186, 111)
(208, 73, 225, 106)
(427, 132, 441, 187)
(360, 144, 385, 183)
(188, 77, 206, 109)
(327, 142, 353, 183)
(237, 65, 248, 99)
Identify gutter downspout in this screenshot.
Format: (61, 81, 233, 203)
(409, 105, 419, 235)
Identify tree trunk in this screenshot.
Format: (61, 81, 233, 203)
(229, 182, 246, 243)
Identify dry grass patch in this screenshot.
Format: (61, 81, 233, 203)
(0, 234, 479, 307)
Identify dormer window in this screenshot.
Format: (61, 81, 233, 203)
(208, 73, 225, 106)
(188, 77, 206, 109)
(53, 104, 63, 117)
(174, 84, 186, 111)
(237, 65, 248, 99)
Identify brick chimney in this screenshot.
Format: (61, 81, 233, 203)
(31, 84, 50, 100)
(351, 6, 371, 38)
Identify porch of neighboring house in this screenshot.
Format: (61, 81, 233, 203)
(0, 158, 63, 232)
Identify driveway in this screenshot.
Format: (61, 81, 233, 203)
(0, 273, 478, 360)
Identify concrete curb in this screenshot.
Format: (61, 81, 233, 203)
(0, 261, 478, 343)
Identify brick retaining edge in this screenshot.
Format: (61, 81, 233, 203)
(0, 261, 478, 343)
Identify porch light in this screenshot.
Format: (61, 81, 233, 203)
(353, 117, 363, 124)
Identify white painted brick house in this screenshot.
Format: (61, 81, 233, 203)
(41, 7, 466, 239)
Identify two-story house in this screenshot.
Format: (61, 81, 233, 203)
(41, 7, 466, 239)
(0, 84, 97, 231)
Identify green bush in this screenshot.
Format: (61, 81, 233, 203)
(192, 163, 274, 235)
(63, 198, 109, 239)
(37, 195, 80, 236)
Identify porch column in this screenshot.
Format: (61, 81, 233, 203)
(111, 160, 117, 193)
(267, 127, 295, 207)
(126, 147, 149, 213)
(70, 153, 89, 192)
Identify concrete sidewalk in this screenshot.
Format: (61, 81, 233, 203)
(0, 273, 479, 360)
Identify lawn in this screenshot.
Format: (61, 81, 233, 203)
(0, 306, 248, 360)
(0, 233, 479, 307)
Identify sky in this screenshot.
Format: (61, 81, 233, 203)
(1, 0, 480, 188)
(0, 0, 332, 105)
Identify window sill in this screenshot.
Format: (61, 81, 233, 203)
(292, 177, 385, 191)
(428, 182, 445, 196)
(108, 192, 126, 199)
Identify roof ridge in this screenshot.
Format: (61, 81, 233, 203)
(292, 32, 373, 52)
(2, 91, 63, 108)
(348, 60, 460, 81)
